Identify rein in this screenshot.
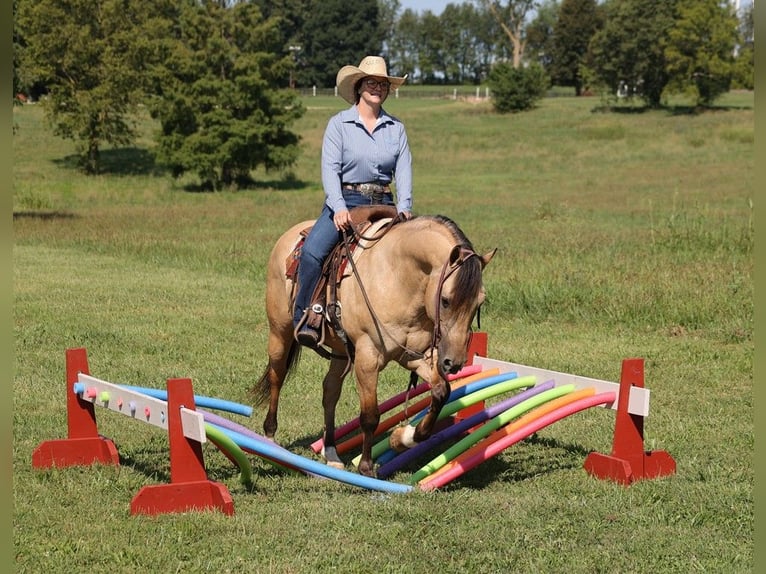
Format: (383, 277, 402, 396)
(343, 228, 479, 367)
(430, 247, 479, 353)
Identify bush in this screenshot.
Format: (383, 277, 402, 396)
(487, 62, 550, 113)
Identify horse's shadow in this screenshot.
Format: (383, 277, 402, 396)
(281, 431, 593, 491)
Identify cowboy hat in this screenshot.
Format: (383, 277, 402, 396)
(336, 56, 408, 104)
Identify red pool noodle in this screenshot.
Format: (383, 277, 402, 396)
(311, 365, 492, 454)
(420, 388, 596, 484)
(419, 391, 617, 491)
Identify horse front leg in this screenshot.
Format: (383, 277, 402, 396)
(352, 358, 382, 477)
(321, 358, 349, 469)
(389, 364, 451, 452)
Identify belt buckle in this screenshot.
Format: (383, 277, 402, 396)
(358, 183, 375, 195)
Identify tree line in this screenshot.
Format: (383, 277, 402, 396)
(13, 0, 754, 188)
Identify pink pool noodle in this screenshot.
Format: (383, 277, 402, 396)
(309, 363, 486, 453)
(419, 391, 617, 491)
(376, 379, 556, 479)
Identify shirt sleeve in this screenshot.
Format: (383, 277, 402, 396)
(394, 125, 413, 213)
(321, 114, 348, 213)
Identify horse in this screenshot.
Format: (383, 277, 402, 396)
(253, 212, 496, 477)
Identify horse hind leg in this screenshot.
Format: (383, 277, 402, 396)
(321, 357, 350, 470)
(255, 328, 300, 440)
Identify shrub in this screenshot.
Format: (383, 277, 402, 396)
(487, 62, 550, 113)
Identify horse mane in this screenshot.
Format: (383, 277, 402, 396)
(412, 214, 483, 311)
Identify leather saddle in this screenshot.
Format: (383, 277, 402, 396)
(285, 205, 400, 347)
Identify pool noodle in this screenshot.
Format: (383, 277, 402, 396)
(335, 369, 509, 456)
(204, 423, 253, 484)
(216, 426, 413, 494)
(309, 364, 484, 453)
(421, 387, 597, 486)
(419, 391, 617, 490)
(355, 374, 536, 467)
(376, 379, 556, 478)
(118, 384, 253, 417)
(408, 383, 576, 484)
(199, 409, 301, 475)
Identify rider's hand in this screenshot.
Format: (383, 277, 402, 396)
(333, 209, 353, 231)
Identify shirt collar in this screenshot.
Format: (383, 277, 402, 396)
(340, 104, 394, 126)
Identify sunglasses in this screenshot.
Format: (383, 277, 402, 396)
(364, 78, 391, 90)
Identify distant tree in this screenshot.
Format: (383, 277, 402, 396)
(549, 0, 602, 95)
(477, 0, 539, 68)
(525, 0, 560, 71)
(664, 0, 738, 106)
(419, 11, 446, 83)
(252, 0, 309, 87)
(587, 0, 678, 107)
(731, 2, 754, 90)
(150, 0, 304, 190)
(387, 9, 420, 82)
(300, 0, 383, 87)
(15, 0, 170, 173)
(441, 3, 486, 84)
(378, 0, 401, 62)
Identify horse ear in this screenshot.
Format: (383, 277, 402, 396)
(480, 248, 497, 269)
(448, 245, 463, 266)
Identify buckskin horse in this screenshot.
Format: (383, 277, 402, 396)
(253, 211, 495, 477)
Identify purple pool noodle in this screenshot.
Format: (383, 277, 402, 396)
(376, 379, 556, 479)
(199, 409, 278, 446)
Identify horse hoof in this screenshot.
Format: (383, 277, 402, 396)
(358, 464, 376, 478)
(322, 446, 344, 469)
(389, 425, 416, 452)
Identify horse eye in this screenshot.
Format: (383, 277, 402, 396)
(441, 296, 450, 308)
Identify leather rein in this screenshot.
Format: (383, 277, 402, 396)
(342, 225, 480, 366)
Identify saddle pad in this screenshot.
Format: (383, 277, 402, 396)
(340, 217, 393, 279)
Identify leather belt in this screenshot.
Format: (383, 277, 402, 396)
(342, 182, 391, 196)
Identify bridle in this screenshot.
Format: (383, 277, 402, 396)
(343, 229, 480, 365)
(430, 246, 480, 353)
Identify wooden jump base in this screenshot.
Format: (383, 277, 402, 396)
(31, 348, 234, 516)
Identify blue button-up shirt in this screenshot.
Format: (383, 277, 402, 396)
(321, 105, 413, 214)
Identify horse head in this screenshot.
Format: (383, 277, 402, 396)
(431, 241, 496, 381)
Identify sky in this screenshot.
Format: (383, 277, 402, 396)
(398, 0, 452, 15)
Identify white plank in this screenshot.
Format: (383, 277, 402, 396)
(472, 356, 650, 417)
(76, 374, 206, 442)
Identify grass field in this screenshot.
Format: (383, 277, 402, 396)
(13, 92, 753, 573)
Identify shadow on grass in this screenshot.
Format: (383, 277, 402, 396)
(12, 210, 78, 220)
(593, 102, 752, 116)
(51, 147, 312, 192)
(181, 177, 310, 193)
(53, 147, 166, 176)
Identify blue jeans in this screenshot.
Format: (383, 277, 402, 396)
(294, 191, 394, 327)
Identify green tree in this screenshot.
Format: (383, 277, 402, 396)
(587, 0, 678, 107)
(549, 0, 602, 95)
(664, 0, 738, 106)
(300, 0, 383, 87)
(487, 60, 548, 112)
(477, 0, 539, 68)
(732, 2, 754, 90)
(150, 0, 304, 190)
(15, 0, 170, 173)
(387, 8, 420, 82)
(525, 0, 560, 70)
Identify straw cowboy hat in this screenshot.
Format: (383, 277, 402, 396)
(336, 56, 408, 104)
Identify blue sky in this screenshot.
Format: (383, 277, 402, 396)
(399, 0, 451, 15)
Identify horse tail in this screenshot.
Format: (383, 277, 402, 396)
(251, 340, 302, 407)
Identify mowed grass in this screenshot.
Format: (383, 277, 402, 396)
(13, 92, 753, 573)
